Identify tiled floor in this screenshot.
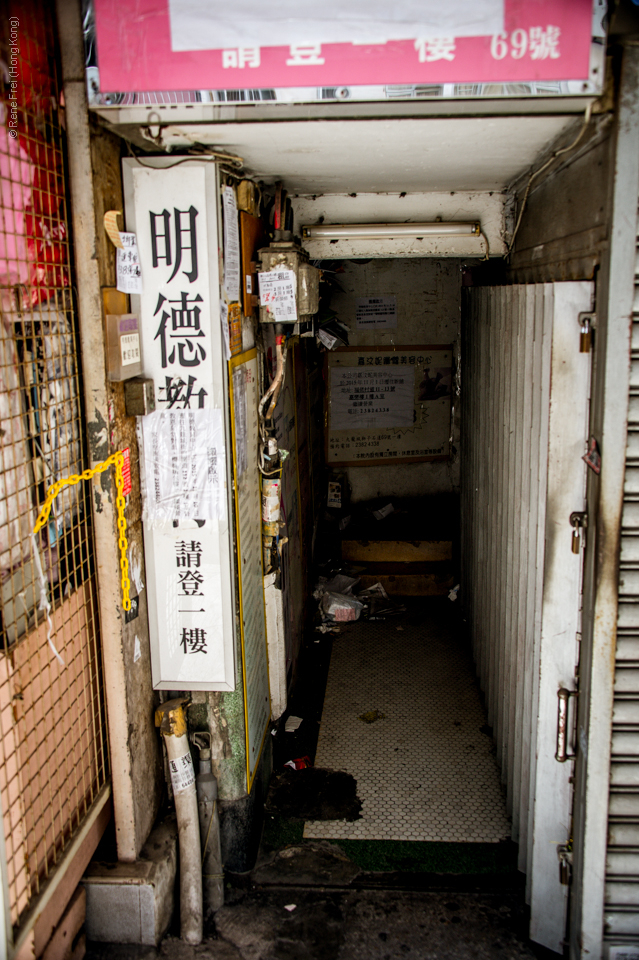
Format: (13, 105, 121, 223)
(304, 604, 511, 843)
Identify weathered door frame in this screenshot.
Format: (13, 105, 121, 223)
(570, 43, 639, 960)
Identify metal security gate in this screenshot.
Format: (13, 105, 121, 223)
(605, 206, 639, 949)
(462, 281, 592, 953)
(0, 2, 108, 941)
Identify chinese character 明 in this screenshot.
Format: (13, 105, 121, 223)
(176, 540, 202, 568)
(286, 43, 325, 66)
(160, 375, 208, 409)
(529, 26, 560, 60)
(181, 628, 208, 654)
(154, 292, 206, 368)
(178, 569, 204, 596)
(222, 47, 261, 68)
(414, 37, 456, 63)
(149, 207, 199, 282)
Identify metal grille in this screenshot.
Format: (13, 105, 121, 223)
(606, 206, 639, 943)
(0, 1, 108, 932)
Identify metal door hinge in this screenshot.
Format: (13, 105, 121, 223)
(556, 688, 578, 762)
(578, 312, 596, 353)
(570, 511, 587, 553)
(557, 843, 573, 885)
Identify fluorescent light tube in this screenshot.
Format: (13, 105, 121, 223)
(301, 222, 480, 240)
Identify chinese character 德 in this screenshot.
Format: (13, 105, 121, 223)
(154, 292, 206, 368)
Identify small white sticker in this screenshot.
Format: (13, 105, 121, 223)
(356, 296, 397, 330)
(120, 332, 140, 366)
(609, 949, 639, 960)
(246, 274, 253, 294)
(116, 232, 143, 294)
(169, 751, 195, 794)
(133, 635, 142, 662)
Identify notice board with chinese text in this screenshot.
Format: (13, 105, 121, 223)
(326, 345, 452, 467)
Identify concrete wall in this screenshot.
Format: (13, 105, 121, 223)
(508, 114, 615, 283)
(327, 257, 462, 503)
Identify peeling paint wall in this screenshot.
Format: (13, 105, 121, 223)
(328, 257, 462, 503)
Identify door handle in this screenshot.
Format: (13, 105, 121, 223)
(555, 688, 578, 762)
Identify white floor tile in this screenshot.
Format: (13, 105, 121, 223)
(304, 610, 511, 843)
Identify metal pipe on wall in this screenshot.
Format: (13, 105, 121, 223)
(156, 701, 203, 944)
(54, 0, 138, 862)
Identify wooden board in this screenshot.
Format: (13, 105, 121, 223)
(239, 211, 266, 318)
(342, 539, 452, 563)
(358, 571, 455, 596)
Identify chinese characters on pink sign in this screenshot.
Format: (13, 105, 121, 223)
(94, 0, 593, 92)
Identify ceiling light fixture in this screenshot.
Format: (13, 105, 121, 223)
(301, 221, 481, 240)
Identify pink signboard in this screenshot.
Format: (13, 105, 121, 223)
(93, 0, 594, 93)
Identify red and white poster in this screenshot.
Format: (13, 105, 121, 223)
(93, 0, 595, 93)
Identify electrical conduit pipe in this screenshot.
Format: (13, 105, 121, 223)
(155, 699, 203, 944)
(192, 733, 224, 917)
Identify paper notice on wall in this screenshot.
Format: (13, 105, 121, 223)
(330, 366, 415, 430)
(169, 751, 195, 794)
(116, 232, 143, 294)
(223, 187, 240, 303)
(220, 300, 231, 361)
(258, 269, 297, 322)
(140, 409, 227, 523)
(356, 297, 397, 330)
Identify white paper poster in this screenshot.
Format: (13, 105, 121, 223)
(168, 0, 505, 49)
(356, 296, 397, 330)
(117, 232, 143, 294)
(330, 366, 415, 430)
(223, 186, 240, 303)
(258, 269, 297, 322)
(141, 409, 227, 523)
(327, 346, 452, 465)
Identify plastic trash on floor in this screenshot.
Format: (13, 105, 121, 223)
(313, 573, 360, 599)
(321, 591, 364, 623)
(284, 756, 312, 770)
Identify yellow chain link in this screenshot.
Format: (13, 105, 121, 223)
(33, 451, 131, 611)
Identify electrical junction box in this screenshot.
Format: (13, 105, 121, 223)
(106, 312, 142, 381)
(257, 241, 320, 326)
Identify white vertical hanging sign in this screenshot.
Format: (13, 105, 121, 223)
(123, 159, 236, 691)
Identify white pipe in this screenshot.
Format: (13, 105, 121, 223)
(302, 221, 480, 239)
(55, 0, 138, 862)
(157, 700, 203, 945)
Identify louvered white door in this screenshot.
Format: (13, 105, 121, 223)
(462, 281, 592, 953)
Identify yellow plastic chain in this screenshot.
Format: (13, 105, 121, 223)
(33, 451, 131, 611)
